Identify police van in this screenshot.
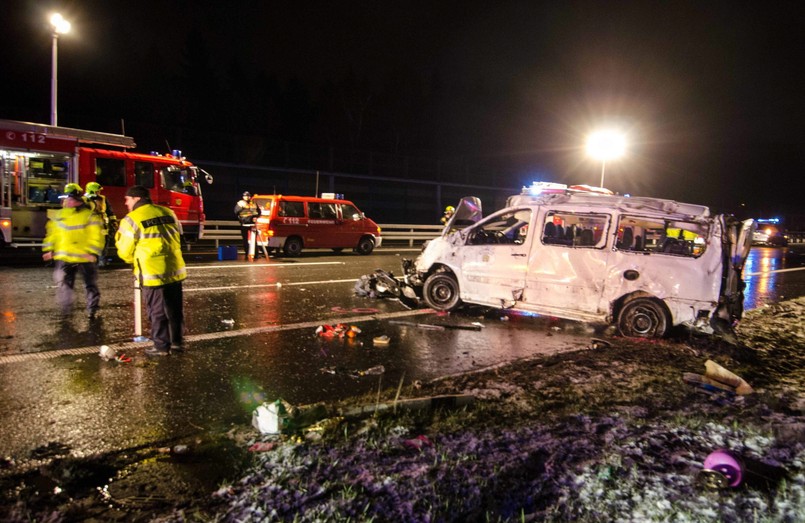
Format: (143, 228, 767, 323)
(400, 182, 754, 337)
(252, 193, 382, 256)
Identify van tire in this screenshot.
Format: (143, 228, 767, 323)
(423, 272, 461, 311)
(355, 236, 375, 255)
(283, 237, 303, 256)
(616, 297, 669, 338)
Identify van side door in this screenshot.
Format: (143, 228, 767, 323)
(457, 208, 533, 307)
(524, 210, 612, 315)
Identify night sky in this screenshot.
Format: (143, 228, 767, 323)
(2, 1, 804, 218)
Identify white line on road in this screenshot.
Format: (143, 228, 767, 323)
(0, 309, 433, 366)
(745, 266, 805, 277)
(186, 278, 357, 292)
(186, 261, 345, 270)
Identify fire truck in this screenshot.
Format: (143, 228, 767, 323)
(0, 119, 209, 247)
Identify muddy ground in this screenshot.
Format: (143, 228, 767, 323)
(2, 298, 804, 522)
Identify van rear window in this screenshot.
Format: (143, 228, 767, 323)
(542, 212, 609, 248)
(617, 215, 709, 257)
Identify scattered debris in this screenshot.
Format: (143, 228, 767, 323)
(351, 365, 386, 378)
(354, 269, 401, 298)
(252, 400, 290, 435)
(702, 449, 743, 487)
(683, 360, 753, 395)
(248, 442, 278, 453)
(389, 320, 483, 331)
(403, 435, 433, 450)
(221, 319, 235, 327)
(589, 338, 611, 349)
(315, 324, 361, 339)
(98, 345, 131, 363)
(372, 335, 391, 346)
(132, 335, 149, 343)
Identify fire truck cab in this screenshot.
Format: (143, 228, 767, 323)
(0, 119, 207, 246)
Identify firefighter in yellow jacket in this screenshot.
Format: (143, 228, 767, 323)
(42, 183, 105, 319)
(115, 185, 187, 356)
(85, 181, 118, 265)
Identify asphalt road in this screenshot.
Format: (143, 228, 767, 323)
(0, 244, 803, 513)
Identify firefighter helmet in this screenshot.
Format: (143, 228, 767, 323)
(86, 182, 102, 194)
(63, 183, 83, 197)
(445, 205, 455, 213)
(243, 191, 252, 198)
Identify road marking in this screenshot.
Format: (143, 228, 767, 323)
(186, 278, 357, 292)
(187, 261, 345, 270)
(745, 266, 805, 277)
(0, 309, 433, 366)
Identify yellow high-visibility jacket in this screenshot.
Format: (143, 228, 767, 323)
(115, 203, 186, 287)
(43, 206, 105, 263)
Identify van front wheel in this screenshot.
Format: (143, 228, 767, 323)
(283, 237, 303, 256)
(423, 273, 461, 311)
(355, 237, 375, 255)
(617, 297, 669, 338)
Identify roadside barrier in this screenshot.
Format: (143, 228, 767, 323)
(200, 220, 443, 248)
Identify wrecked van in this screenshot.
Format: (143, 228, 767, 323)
(401, 183, 754, 338)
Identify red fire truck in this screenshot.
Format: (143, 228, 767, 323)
(0, 119, 209, 247)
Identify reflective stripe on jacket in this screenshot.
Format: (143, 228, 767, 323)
(43, 206, 105, 263)
(234, 199, 260, 225)
(115, 203, 186, 287)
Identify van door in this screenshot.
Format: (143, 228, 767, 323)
(718, 217, 755, 324)
(456, 208, 533, 307)
(523, 210, 612, 316)
(335, 202, 365, 248)
(306, 201, 339, 248)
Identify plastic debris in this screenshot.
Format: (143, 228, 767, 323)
(99, 345, 116, 361)
(373, 335, 391, 346)
(315, 323, 361, 339)
(683, 360, 753, 395)
(248, 441, 278, 453)
(590, 338, 611, 349)
(403, 435, 434, 450)
(354, 269, 401, 298)
(360, 365, 385, 376)
(702, 449, 742, 487)
(221, 319, 235, 326)
(133, 335, 149, 343)
(252, 400, 290, 434)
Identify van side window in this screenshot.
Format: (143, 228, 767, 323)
(95, 157, 125, 187)
(309, 203, 337, 219)
(339, 204, 362, 221)
(542, 212, 608, 248)
(134, 161, 154, 188)
(617, 215, 709, 257)
(279, 201, 304, 217)
(467, 209, 531, 245)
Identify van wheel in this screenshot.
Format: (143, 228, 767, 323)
(423, 273, 461, 311)
(617, 297, 669, 338)
(355, 236, 375, 255)
(283, 237, 303, 256)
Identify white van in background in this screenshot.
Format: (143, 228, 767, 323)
(400, 183, 754, 338)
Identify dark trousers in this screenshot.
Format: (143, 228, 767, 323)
(240, 225, 252, 254)
(54, 260, 100, 316)
(143, 281, 184, 350)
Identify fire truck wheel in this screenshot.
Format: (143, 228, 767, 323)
(283, 237, 303, 257)
(355, 236, 375, 255)
(616, 297, 669, 338)
(423, 272, 461, 311)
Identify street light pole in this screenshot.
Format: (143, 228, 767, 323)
(600, 160, 607, 188)
(49, 14, 70, 127)
(585, 129, 626, 189)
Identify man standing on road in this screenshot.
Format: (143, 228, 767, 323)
(85, 182, 118, 266)
(234, 191, 261, 258)
(115, 185, 187, 356)
(42, 183, 105, 319)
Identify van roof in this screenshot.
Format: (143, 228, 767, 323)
(252, 194, 353, 204)
(506, 192, 712, 220)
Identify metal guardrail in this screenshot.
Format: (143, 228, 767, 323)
(200, 220, 444, 248)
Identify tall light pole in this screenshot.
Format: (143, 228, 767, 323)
(585, 129, 626, 188)
(50, 13, 71, 127)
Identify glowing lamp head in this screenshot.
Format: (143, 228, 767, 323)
(586, 130, 627, 161)
(50, 13, 71, 34)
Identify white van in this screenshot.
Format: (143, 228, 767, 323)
(400, 183, 754, 338)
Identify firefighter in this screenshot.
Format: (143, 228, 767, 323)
(85, 182, 118, 265)
(116, 185, 187, 356)
(234, 191, 261, 257)
(42, 183, 105, 319)
(440, 205, 455, 225)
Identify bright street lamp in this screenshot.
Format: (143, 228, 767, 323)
(50, 13, 71, 126)
(585, 129, 626, 188)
